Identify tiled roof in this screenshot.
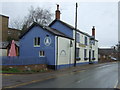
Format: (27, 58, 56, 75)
(0, 14, 9, 18)
(98, 48, 117, 55)
(19, 22, 73, 40)
(49, 19, 91, 37)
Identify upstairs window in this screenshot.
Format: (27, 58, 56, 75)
(34, 37, 40, 47)
(8, 31, 11, 35)
(76, 33, 80, 43)
(85, 36, 88, 45)
(93, 41, 95, 45)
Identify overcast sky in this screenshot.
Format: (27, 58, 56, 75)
(0, 1, 118, 48)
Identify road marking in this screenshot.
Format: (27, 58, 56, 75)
(4, 76, 55, 88)
(0, 74, 14, 76)
(114, 80, 118, 88)
(4, 69, 86, 88)
(5, 62, 116, 88)
(2, 62, 118, 88)
(96, 65, 112, 69)
(3, 62, 117, 88)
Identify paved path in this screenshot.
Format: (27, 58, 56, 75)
(2, 62, 118, 88)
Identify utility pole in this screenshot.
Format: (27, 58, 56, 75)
(74, 3, 78, 67)
(118, 41, 120, 61)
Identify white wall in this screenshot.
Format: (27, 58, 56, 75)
(74, 30, 98, 63)
(57, 37, 74, 65)
(75, 31, 90, 63)
(56, 30, 98, 66)
(92, 41, 98, 62)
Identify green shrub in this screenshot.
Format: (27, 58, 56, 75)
(8, 68, 20, 72)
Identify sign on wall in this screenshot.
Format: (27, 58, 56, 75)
(60, 50, 66, 56)
(44, 36, 51, 46)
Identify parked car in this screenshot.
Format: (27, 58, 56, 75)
(111, 57, 117, 61)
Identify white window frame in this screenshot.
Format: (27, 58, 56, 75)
(76, 48, 80, 57)
(34, 37, 40, 47)
(92, 50, 95, 58)
(8, 30, 11, 35)
(84, 49, 87, 58)
(84, 36, 88, 45)
(39, 51, 45, 57)
(76, 33, 80, 43)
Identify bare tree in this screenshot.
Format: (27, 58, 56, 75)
(10, 18, 24, 30)
(10, 6, 53, 33)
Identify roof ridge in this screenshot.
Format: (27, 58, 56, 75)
(49, 19, 91, 37)
(19, 22, 73, 40)
(50, 27, 67, 36)
(59, 20, 91, 37)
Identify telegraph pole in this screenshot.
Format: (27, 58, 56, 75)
(74, 3, 78, 67)
(118, 41, 120, 61)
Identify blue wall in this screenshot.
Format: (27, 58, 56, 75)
(2, 56, 47, 65)
(20, 26, 56, 65)
(50, 21, 73, 38)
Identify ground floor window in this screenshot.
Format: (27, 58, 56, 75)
(84, 49, 87, 58)
(39, 51, 45, 57)
(92, 50, 95, 60)
(84, 49, 88, 60)
(92, 50, 95, 58)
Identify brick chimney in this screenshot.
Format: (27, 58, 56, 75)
(92, 26, 95, 38)
(55, 4, 60, 20)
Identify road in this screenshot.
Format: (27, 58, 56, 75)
(15, 62, 118, 88)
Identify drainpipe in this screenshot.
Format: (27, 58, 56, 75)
(56, 36, 58, 70)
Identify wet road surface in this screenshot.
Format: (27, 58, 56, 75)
(18, 62, 118, 88)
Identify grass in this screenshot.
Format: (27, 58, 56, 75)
(1, 68, 48, 74)
(1, 68, 22, 73)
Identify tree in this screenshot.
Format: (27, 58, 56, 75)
(10, 6, 53, 34)
(10, 18, 24, 30)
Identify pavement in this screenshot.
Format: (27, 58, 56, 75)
(116, 61, 120, 89)
(2, 61, 119, 88)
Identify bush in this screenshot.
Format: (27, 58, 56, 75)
(8, 67, 20, 72)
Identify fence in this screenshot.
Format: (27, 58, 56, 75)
(1, 56, 47, 65)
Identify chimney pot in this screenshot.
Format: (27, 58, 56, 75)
(55, 4, 60, 20)
(92, 26, 95, 30)
(57, 4, 59, 10)
(92, 26, 95, 38)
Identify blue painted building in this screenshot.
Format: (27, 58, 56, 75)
(49, 5, 98, 66)
(20, 5, 98, 70)
(20, 22, 74, 69)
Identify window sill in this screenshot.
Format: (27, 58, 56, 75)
(92, 58, 96, 60)
(84, 57, 88, 60)
(76, 57, 81, 61)
(39, 56, 45, 57)
(84, 44, 88, 46)
(34, 46, 40, 47)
